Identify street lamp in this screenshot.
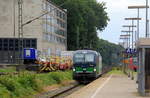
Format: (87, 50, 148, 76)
(121, 30, 133, 48)
(146, 0, 149, 37)
(122, 25, 136, 48)
(120, 34, 130, 48)
(128, 5, 148, 40)
(124, 18, 141, 49)
(120, 34, 131, 74)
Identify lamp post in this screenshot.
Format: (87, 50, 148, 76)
(120, 34, 131, 74)
(124, 18, 140, 49)
(121, 30, 133, 48)
(120, 34, 130, 48)
(146, 0, 149, 37)
(122, 25, 137, 49)
(128, 6, 148, 40)
(122, 24, 137, 80)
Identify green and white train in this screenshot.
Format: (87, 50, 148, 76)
(72, 50, 102, 82)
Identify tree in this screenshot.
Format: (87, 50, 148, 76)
(96, 39, 124, 66)
(51, 0, 109, 50)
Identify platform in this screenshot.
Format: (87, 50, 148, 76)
(66, 74, 150, 98)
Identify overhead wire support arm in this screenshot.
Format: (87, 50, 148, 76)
(22, 1, 67, 26)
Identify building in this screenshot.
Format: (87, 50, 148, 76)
(0, 0, 67, 63)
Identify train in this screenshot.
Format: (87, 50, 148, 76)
(72, 50, 103, 83)
(23, 48, 38, 64)
(23, 48, 73, 72)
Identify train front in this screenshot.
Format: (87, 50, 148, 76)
(72, 50, 98, 82)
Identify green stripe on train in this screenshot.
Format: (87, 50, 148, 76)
(75, 67, 94, 72)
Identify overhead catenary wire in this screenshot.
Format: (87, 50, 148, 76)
(22, 0, 69, 26)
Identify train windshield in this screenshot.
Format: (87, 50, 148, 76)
(74, 53, 95, 63)
(74, 53, 84, 63)
(85, 54, 95, 62)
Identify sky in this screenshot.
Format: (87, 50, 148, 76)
(97, 0, 149, 44)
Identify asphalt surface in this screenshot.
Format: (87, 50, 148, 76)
(66, 74, 150, 98)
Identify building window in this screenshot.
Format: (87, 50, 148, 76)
(43, 2, 46, 10)
(43, 24, 47, 33)
(56, 49, 61, 56)
(48, 48, 51, 56)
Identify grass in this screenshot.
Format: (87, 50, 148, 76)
(108, 67, 124, 75)
(0, 71, 73, 98)
(0, 67, 16, 73)
(108, 67, 138, 76)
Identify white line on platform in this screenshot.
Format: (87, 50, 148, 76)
(91, 74, 113, 98)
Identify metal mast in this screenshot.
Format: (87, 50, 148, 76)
(18, 0, 23, 64)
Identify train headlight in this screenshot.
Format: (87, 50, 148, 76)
(73, 68, 75, 72)
(94, 68, 96, 72)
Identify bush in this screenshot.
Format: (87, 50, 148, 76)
(18, 73, 42, 91)
(0, 84, 11, 98)
(0, 71, 73, 98)
(0, 76, 24, 97)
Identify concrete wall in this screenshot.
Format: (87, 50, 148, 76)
(23, 0, 43, 51)
(0, 0, 14, 37)
(0, 0, 67, 57)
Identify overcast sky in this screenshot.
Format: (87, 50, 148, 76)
(97, 0, 149, 44)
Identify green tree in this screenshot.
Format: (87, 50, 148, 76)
(96, 39, 124, 66)
(51, 0, 109, 50)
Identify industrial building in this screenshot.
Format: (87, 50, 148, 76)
(0, 0, 67, 63)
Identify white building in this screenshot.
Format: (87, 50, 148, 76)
(0, 0, 67, 63)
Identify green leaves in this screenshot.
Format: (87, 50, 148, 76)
(96, 39, 124, 66)
(51, 0, 123, 65)
(51, 0, 109, 50)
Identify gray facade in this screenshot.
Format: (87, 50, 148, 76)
(0, 0, 67, 61)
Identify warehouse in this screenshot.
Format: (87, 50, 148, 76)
(0, 0, 67, 63)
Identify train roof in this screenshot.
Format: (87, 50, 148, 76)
(74, 50, 100, 55)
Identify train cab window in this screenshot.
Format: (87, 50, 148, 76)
(74, 54, 84, 63)
(25, 49, 31, 57)
(85, 54, 95, 62)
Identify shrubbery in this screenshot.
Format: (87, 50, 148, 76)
(0, 71, 72, 98)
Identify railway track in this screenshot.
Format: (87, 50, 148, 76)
(47, 70, 112, 98)
(50, 84, 82, 98)
(36, 82, 83, 98)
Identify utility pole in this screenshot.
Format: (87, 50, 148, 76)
(18, 0, 23, 64)
(13, 0, 16, 63)
(122, 25, 136, 48)
(146, 0, 149, 37)
(128, 5, 148, 40)
(120, 34, 130, 74)
(13, 0, 16, 37)
(124, 18, 141, 49)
